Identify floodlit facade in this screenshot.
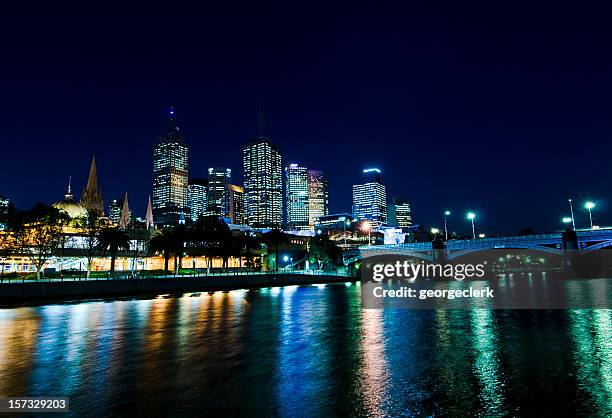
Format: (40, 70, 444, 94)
(352, 168, 387, 224)
(285, 164, 310, 230)
(224, 184, 245, 225)
(207, 167, 231, 215)
(307, 169, 328, 230)
(152, 107, 189, 227)
(243, 138, 282, 229)
(387, 197, 412, 229)
(188, 178, 208, 222)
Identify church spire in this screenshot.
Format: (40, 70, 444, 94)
(119, 192, 130, 228)
(145, 195, 154, 230)
(80, 154, 105, 217)
(65, 176, 73, 200)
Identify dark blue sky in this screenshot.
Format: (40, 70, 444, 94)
(1, 5, 611, 235)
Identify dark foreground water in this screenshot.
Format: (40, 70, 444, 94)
(0, 283, 610, 417)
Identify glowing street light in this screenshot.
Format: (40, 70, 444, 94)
(568, 199, 576, 230)
(467, 212, 476, 239)
(562, 217, 573, 225)
(443, 210, 451, 241)
(431, 227, 440, 235)
(585, 201, 595, 229)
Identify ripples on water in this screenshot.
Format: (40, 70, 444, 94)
(0, 283, 610, 417)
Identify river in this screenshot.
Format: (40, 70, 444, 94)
(0, 282, 610, 416)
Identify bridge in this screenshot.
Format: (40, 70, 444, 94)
(343, 229, 612, 264)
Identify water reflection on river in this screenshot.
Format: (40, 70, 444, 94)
(0, 283, 610, 416)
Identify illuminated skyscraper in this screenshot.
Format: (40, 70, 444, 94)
(108, 198, 123, 224)
(285, 163, 310, 230)
(243, 138, 282, 229)
(307, 169, 328, 230)
(188, 178, 208, 222)
(207, 167, 231, 215)
(224, 184, 245, 225)
(352, 168, 387, 224)
(387, 197, 412, 229)
(152, 107, 189, 227)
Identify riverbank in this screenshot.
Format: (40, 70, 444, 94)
(0, 273, 357, 307)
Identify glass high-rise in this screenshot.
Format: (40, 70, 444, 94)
(207, 167, 231, 215)
(242, 137, 282, 229)
(224, 184, 245, 225)
(307, 169, 328, 230)
(352, 168, 387, 224)
(387, 197, 412, 229)
(285, 164, 310, 230)
(188, 178, 208, 222)
(108, 198, 123, 224)
(152, 107, 189, 227)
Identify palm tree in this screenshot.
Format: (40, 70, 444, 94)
(148, 228, 185, 273)
(263, 229, 289, 272)
(191, 216, 231, 270)
(97, 227, 130, 273)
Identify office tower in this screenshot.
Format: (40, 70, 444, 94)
(243, 138, 282, 229)
(352, 168, 387, 224)
(188, 178, 208, 222)
(307, 169, 328, 230)
(207, 167, 231, 215)
(152, 107, 189, 227)
(387, 197, 413, 229)
(285, 164, 310, 230)
(108, 198, 123, 224)
(80, 154, 105, 217)
(224, 184, 245, 224)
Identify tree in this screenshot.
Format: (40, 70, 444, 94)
(190, 216, 231, 270)
(149, 226, 187, 274)
(148, 229, 174, 272)
(240, 233, 261, 271)
(15, 204, 67, 280)
(97, 227, 130, 273)
(263, 229, 289, 272)
(308, 234, 341, 270)
(74, 214, 101, 278)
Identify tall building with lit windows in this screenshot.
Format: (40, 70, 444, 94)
(188, 178, 208, 222)
(224, 184, 245, 225)
(285, 164, 310, 230)
(243, 138, 282, 229)
(387, 197, 412, 229)
(307, 169, 328, 230)
(352, 168, 387, 224)
(207, 167, 231, 215)
(108, 198, 123, 224)
(152, 107, 189, 227)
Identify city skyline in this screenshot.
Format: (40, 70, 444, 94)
(2, 8, 612, 234)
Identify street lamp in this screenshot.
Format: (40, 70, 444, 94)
(431, 227, 440, 236)
(467, 212, 476, 239)
(443, 210, 451, 241)
(562, 217, 573, 226)
(568, 199, 576, 230)
(585, 201, 595, 229)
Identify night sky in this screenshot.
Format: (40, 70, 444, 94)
(1, 6, 611, 235)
